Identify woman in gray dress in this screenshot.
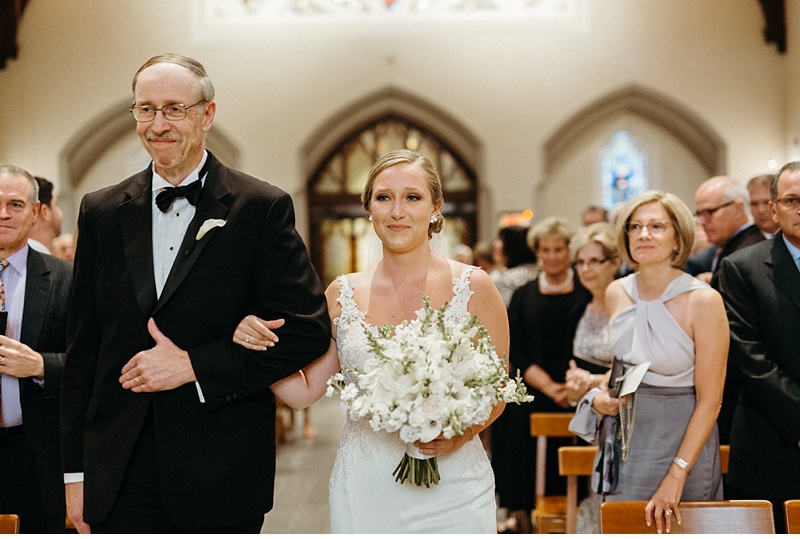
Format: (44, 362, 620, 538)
(602, 191, 728, 534)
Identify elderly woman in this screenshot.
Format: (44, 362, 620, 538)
(597, 191, 727, 534)
(562, 222, 622, 533)
(564, 222, 622, 400)
(494, 217, 590, 533)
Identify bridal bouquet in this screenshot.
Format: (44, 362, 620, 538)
(327, 295, 533, 487)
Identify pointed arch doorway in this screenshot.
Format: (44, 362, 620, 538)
(305, 90, 481, 286)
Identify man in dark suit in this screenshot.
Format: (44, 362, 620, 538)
(747, 173, 780, 238)
(718, 162, 800, 533)
(0, 165, 71, 533)
(61, 54, 331, 533)
(693, 175, 765, 445)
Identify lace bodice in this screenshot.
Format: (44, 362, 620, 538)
(573, 306, 612, 363)
(334, 265, 476, 386)
(329, 265, 489, 477)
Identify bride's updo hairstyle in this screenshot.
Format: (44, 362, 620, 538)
(362, 149, 445, 239)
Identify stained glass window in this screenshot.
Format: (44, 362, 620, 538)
(308, 116, 477, 285)
(600, 130, 648, 210)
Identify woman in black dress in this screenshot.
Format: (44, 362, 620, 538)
(494, 217, 590, 533)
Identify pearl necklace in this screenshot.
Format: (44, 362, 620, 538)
(539, 268, 574, 294)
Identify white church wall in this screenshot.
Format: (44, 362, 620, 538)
(0, 0, 788, 240)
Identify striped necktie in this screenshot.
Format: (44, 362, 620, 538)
(0, 258, 8, 311)
(0, 258, 6, 427)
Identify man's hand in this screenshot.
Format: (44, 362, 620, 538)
(0, 335, 45, 378)
(65, 482, 91, 534)
(120, 318, 196, 392)
(696, 271, 712, 284)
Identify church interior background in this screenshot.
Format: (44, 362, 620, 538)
(1, 0, 797, 286)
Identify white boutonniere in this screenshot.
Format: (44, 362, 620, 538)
(196, 219, 227, 241)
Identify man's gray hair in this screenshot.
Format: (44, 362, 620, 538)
(0, 164, 39, 204)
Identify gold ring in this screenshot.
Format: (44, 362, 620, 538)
(0, 356, 4, 366)
(246, 335, 250, 344)
(135, 377, 139, 385)
(665, 509, 673, 516)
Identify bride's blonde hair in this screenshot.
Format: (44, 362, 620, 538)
(361, 150, 445, 239)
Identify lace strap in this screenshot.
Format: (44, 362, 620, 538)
(334, 274, 361, 327)
(448, 265, 475, 319)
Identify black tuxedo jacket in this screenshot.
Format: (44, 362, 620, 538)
(18, 249, 71, 519)
(718, 235, 800, 499)
(61, 153, 331, 528)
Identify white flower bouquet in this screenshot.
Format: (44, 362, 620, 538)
(327, 295, 533, 487)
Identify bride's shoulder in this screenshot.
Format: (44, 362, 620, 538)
(446, 259, 494, 294)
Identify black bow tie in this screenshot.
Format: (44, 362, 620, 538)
(155, 180, 202, 213)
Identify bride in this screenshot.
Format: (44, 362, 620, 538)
(233, 149, 508, 533)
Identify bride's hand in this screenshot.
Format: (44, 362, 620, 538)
(233, 315, 285, 350)
(415, 430, 474, 457)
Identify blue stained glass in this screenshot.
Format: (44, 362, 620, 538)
(600, 131, 648, 210)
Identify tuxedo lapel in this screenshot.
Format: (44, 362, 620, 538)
(153, 160, 230, 314)
(767, 235, 800, 312)
(19, 249, 50, 350)
(119, 170, 158, 317)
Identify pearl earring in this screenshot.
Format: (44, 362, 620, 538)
(430, 214, 437, 224)
(368, 215, 373, 222)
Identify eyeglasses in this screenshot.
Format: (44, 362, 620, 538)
(694, 200, 736, 220)
(625, 221, 672, 237)
(774, 196, 800, 211)
(575, 258, 608, 269)
(130, 99, 206, 122)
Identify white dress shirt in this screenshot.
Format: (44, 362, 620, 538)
(151, 152, 209, 403)
(27, 238, 51, 255)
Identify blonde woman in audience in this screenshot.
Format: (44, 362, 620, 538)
(564, 222, 621, 533)
(495, 217, 590, 533)
(593, 191, 727, 534)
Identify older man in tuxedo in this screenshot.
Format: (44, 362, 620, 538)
(0, 165, 71, 533)
(718, 162, 800, 533)
(61, 54, 331, 533)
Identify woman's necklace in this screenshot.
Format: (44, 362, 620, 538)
(539, 267, 574, 294)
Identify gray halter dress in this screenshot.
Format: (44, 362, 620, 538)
(605, 273, 723, 502)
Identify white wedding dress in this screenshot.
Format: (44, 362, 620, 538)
(329, 266, 497, 533)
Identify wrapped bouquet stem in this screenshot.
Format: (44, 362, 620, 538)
(394, 443, 440, 488)
(328, 294, 533, 488)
